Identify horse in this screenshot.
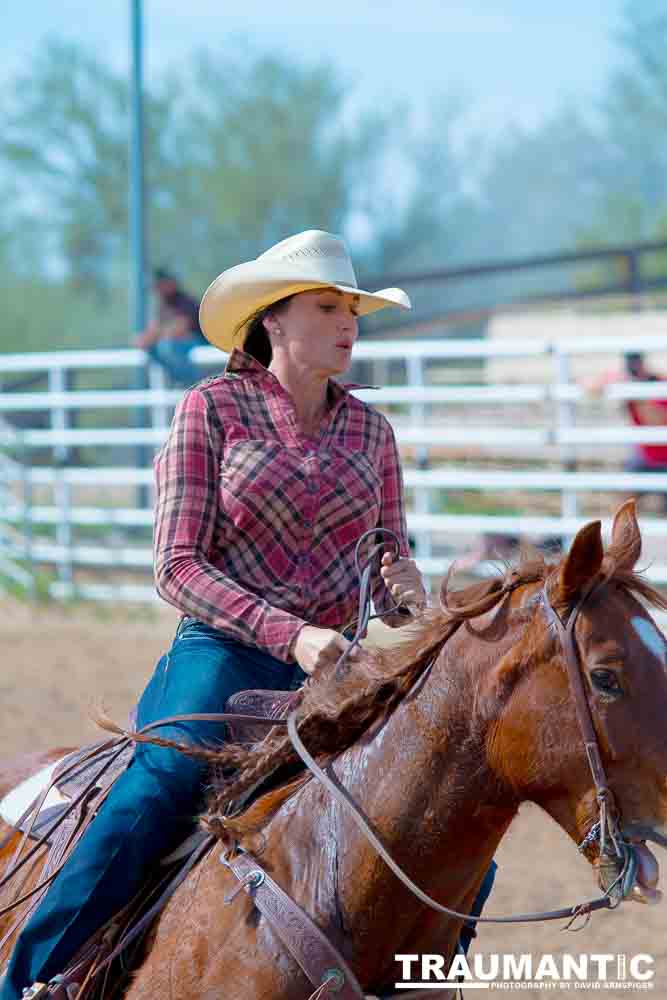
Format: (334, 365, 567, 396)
(1, 499, 667, 999)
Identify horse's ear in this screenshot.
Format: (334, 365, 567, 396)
(555, 520, 604, 604)
(607, 499, 641, 572)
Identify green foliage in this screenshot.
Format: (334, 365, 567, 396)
(0, 41, 398, 303)
(0, 277, 129, 353)
(472, 108, 604, 263)
(573, 2, 667, 274)
(0, 562, 56, 603)
(0, 37, 476, 350)
(2, 41, 135, 292)
(573, 194, 646, 295)
(5, 8, 667, 356)
(598, 1, 667, 233)
(151, 48, 387, 289)
(434, 493, 521, 517)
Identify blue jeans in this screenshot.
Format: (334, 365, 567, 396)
(459, 859, 497, 956)
(1, 622, 303, 998)
(147, 336, 201, 387)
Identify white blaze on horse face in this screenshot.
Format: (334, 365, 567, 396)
(631, 615, 667, 669)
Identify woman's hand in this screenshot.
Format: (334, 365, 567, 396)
(291, 625, 360, 675)
(380, 552, 429, 612)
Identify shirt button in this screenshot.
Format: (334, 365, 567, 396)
(303, 519, 312, 528)
(307, 482, 318, 494)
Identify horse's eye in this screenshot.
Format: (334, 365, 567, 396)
(590, 668, 623, 695)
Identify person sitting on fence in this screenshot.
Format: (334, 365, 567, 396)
(2, 230, 499, 1000)
(583, 351, 667, 513)
(135, 268, 205, 387)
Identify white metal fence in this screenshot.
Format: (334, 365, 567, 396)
(1, 332, 667, 609)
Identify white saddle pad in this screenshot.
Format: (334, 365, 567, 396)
(0, 757, 69, 828)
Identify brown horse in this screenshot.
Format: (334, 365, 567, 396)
(2, 500, 667, 999)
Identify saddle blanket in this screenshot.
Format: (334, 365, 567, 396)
(0, 758, 69, 829)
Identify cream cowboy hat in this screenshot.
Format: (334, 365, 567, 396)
(199, 229, 411, 352)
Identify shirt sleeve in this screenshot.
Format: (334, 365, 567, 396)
(371, 418, 413, 617)
(153, 388, 307, 662)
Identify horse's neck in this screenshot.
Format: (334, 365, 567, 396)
(296, 625, 519, 984)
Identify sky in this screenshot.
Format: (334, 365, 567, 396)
(5, 1, 626, 134)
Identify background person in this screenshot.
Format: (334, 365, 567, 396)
(584, 351, 667, 513)
(135, 268, 205, 387)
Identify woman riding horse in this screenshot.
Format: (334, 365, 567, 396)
(0, 230, 495, 998)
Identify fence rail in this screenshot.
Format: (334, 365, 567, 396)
(2, 323, 667, 615)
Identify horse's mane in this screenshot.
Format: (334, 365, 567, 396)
(206, 554, 547, 838)
(98, 534, 667, 842)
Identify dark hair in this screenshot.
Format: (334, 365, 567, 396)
(624, 352, 644, 377)
(243, 295, 294, 367)
(153, 267, 177, 283)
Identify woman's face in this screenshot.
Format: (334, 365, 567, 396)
(267, 288, 360, 376)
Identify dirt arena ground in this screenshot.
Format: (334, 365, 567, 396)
(1, 597, 665, 998)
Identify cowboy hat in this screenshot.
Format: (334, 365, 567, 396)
(199, 230, 411, 352)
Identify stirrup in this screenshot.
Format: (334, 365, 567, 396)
(21, 985, 48, 999)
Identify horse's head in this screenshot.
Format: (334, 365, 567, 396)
(484, 500, 667, 906)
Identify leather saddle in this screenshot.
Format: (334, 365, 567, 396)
(225, 687, 299, 742)
(12, 688, 299, 847)
(1, 687, 301, 997)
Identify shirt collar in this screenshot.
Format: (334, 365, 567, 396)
(223, 348, 377, 398)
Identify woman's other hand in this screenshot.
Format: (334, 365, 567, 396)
(291, 625, 359, 675)
(380, 552, 428, 611)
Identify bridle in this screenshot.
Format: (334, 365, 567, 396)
(541, 573, 639, 900)
(286, 547, 644, 925)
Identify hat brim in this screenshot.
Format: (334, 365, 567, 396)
(199, 269, 411, 352)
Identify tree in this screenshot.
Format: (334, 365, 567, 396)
(568, 3, 667, 293)
(0, 41, 398, 298)
(0, 37, 479, 348)
(151, 48, 383, 290)
(359, 94, 480, 273)
(2, 41, 137, 296)
(598, 1, 667, 235)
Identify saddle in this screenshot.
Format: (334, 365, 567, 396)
(11, 688, 298, 849)
(1, 688, 299, 999)
(225, 687, 299, 742)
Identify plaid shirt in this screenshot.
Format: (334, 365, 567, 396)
(154, 348, 410, 663)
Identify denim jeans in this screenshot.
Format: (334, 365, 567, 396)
(147, 336, 201, 387)
(1, 622, 302, 998)
(459, 859, 497, 956)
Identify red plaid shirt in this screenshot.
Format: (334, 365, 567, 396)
(154, 349, 409, 663)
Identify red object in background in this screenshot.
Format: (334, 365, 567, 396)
(627, 390, 667, 465)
